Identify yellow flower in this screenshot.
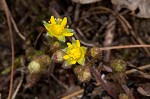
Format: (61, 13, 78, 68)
(63, 40, 86, 66)
(43, 16, 74, 42)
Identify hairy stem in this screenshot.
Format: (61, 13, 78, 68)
(91, 66, 118, 99)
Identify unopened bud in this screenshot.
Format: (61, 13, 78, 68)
(28, 55, 51, 74)
(51, 50, 65, 63)
(74, 66, 91, 82)
(110, 59, 126, 73)
(26, 73, 41, 88)
(26, 55, 51, 87)
(50, 41, 61, 53)
(28, 61, 41, 74)
(90, 47, 101, 58)
(119, 93, 128, 99)
(74, 65, 83, 75)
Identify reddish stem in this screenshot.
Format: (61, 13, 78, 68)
(121, 85, 134, 99)
(91, 66, 118, 99)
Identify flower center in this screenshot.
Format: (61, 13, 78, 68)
(51, 25, 63, 35)
(68, 47, 81, 59)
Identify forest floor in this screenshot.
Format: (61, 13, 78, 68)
(0, 0, 150, 99)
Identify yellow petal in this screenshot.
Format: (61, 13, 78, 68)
(67, 43, 72, 48)
(63, 32, 74, 36)
(50, 16, 56, 24)
(69, 60, 77, 64)
(63, 55, 70, 60)
(76, 40, 80, 47)
(61, 17, 67, 27)
(66, 60, 76, 65)
(72, 40, 80, 47)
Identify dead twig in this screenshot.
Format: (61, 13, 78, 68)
(126, 64, 150, 74)
(76, 27, 87, 41)
(74, 30, 95, 47)
(61, 89, 84, 99)
(103, 18, 116, 61)
(10, 14, 26, 41)
(99, 44, 150, 51)
(89, 6, 150, 56)
(121, 85, 134, 99)
(34, 30, 44, 48)
(117, 14, 150, 56)
(51, 7, 61, 18)
(11, 72, 24, 99)
(93, 18, 113, 41)
(1, 0, 15, 99)
(51, 74, 69, 90)
(1, 0, 26, 41)
(74, 3, 80, 22)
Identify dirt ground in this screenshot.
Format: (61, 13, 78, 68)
(0, 0, 150, 99)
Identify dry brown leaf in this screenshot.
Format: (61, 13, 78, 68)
(111, 0, 141, 11)
(136, 0, 150, 18)
(72, 0, 100, 4)
(111, 0, 150, 18)
(137, 83, 150, 96)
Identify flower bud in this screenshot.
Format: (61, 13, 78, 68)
(110, 59, 126, 73)
(90, 47, 101, 58)
(28, 55, 51, 74)
(51, 50, 65, 63)
(74, 65, 83, 75)
(26, 55, 51, 87)
(119, 93, 128, 99)
(26, 73, 41, 88)
(74, 66, 91, 82)
(28, 61, 41, 74)
(50, 41, 61, 53)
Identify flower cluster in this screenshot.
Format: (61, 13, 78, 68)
(43, 16, 90, 81)
(43, 16, 74, 42)
(44, 16, 87, 67)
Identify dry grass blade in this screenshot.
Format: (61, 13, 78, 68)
(10, 14, 26, 41)
(11, 72, 24, 99)
(1, 0, 15, 99)
(117, 14, 150, 56)
(1, 0, 26, 41)
(61, 89, 84, 99)
(51, 74, 69, 90)
(126, 64, 150, 74)
(89, 6, 150, 56)
(103, 18, 116, 61)
(72, 0, 100, 4)
(100, 44, 150, 51)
